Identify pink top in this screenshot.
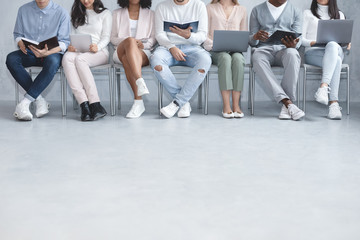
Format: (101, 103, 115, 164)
(110, 7, 156, 51)
(203, 2, 248, 51)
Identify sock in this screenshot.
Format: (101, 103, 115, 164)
(36, 95, 43, 101)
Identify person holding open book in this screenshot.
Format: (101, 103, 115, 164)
(203, 0, 248, 119)
(62, 0, 112, 121)
(150, 0, 211, 119)
(250, 0, 305, 121)
(111, 0, 156, 119)
(302, 0, 350, 120)
(6, 0, 70, 121)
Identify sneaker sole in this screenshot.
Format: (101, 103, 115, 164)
(126, 109, 145, 119)
(36, 110, 49, 118)
(291, 112, 305, 121)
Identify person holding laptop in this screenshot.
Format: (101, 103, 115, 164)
(302, 0, 350, 120)
(111, 0, 155, 119)
(250, 0, 305, 121)
(62, 0, 111, 121)
(203, 0, 248, 119)
(6, 0, 70, 121)
(150, 0, 211, 119)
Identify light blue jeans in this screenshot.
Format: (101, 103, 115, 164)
(305, 41, 344, 101)
(150, 45, 211, 107)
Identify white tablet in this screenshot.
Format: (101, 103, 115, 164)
(70, 34, 92, 53)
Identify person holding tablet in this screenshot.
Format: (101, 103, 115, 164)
(6, 0, 70, 121)
(250, 0, 304, 121)
(62, 0, 111, 121)
(150, 0, 211, 119)
(203, 0, 248, 119)
(111, 0, 155, 119)
(302, 0, 350, 120)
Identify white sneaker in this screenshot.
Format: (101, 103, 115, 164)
(160, 101, 179, 119)
(35, 97, 50, 118)
(14, 101, 33, 121)
(177, 102, 192, 118)
(328, 102, 342, 120)
(126, 100, 145, 119)
(315, 86, 330, 105)
(136, 78, 150, 96)
(287, 104, 305, 120)
(278, 105, 291, 120)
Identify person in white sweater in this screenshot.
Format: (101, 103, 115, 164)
(150, 0, 212, 119)
(62, 0, 112, 121)
(302, 0, 351, 120)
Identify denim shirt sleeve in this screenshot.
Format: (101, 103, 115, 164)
(57, 10, 71, 53)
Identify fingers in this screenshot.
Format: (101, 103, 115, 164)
(20, 47, 27, 55)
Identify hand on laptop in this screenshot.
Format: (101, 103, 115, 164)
(68, 45, 76, 52)
(169, 26, 192, 39)
(281, 36, 299, 48)
(170, 47, 187, 61)
(253, 30, 269, 42)
(347, 43, 351, 50)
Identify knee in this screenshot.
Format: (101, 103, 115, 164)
(74, 55, 87, 66)
(284, 48, 300, 62)
(232, 53, 245, 65)
(154, 65, 163, 72)
(6, 52, 19, 67)
(198, 69, 205, 74)
(123, 37, 137, 47)
(217, 53, 231, 65)
(326, 41, 339, 50)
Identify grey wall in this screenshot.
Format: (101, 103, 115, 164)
(0, 0, 359, 103)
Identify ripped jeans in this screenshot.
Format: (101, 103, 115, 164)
(150, 45, 211, 107)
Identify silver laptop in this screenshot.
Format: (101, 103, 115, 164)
(212, 30, 249, 52)
(313, 19, 353, 47)
(70, 34, 92, 52)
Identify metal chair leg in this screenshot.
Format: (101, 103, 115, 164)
(205, 74, 209, 115)
(198, 83, 203, 110)
(303, 67, 307, 113)
(108, 68, 115, 116)
(61, 68, 67, 116)
(117, 68, 121, 111)
(346, 66, 350, 115)
(251, 70, 255, 115)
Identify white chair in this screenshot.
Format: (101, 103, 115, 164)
(15, 66, 66, 116)
(302, 63, 350, 115)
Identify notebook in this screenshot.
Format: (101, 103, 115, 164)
(70, 34, 92, 52)
(164, 21, 199, 33)
(212, 30, 250, 52)
(21, 36, 59, 50)
(265, 30, 301, 45)
(313, 19, 354, 47)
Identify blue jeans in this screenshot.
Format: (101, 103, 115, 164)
(150, 45, 211, 107)
(305, 41, 344, 101)
(6, 50, 62, 101)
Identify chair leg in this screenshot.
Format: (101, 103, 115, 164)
(61, 68, 67, 116)
(248, 67, 252, 110)
(346, 66, 350, 115)
(108, 68, 115, 116)
(117, 69, 121, 111)
(198, 83, 203, 110)
(73, 94, 78, 110)
(303, 67, 307, 114)
(251, 70, 255, 115)
(297, 69, 300, 108)
(158, 81, 163, 115)
(205, 74, 209, 115)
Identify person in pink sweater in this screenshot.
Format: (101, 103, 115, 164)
(111, 0, 156, 119)
(204, 0, 248, 119)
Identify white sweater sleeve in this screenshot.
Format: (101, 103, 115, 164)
(97, 10, 112, 50)
(186, 2, 208, 45)
(302, 10, 313, 47)
(154, 5, 175, 50)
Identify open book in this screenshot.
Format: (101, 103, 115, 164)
(265, 30, 301, 45)
(21, 36, 59, 50)
(164, 21, 199, 33)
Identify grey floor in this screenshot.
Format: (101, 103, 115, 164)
(0, 100, 360, 240)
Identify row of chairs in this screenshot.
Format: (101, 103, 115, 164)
(14, 48, 351, 117)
